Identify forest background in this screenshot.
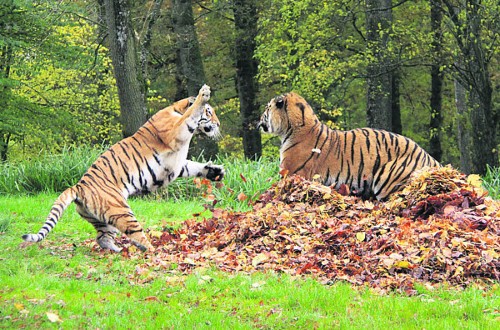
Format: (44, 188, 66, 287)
(0, 0, 498, 175)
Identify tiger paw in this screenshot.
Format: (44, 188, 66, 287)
(97, 235, 122, 253)
(204, 162, 224, 181)
(133, 240, 154, 253)
(199, 84, 211, 103)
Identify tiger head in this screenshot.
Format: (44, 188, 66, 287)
(258, 92, 317, 137)
(197, 103, 221, 139)
(171, 97, 221, 139)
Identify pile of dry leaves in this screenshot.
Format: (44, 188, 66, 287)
(101, 166, 500, 294)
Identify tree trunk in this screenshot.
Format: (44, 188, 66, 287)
(455, 79, 472, 174)
(365, 0, 393, 131)
(103, 0, 148, 138)
(174, 47, 188, 101)
(140, 0, 164, 87)
(465, 3, 497, 174)
(172, 0, 205, 96)
(468, 79, 496, 174)
(172, 0, 218, 159)
(443, 0, 498, 174)
(391, 69, 402, 134)
(429, 0, 443, 161)
(0, 133, 9, 162)
(233, 0, 262, 160)
(0, 44, 13, 161)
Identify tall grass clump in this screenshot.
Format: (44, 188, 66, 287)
(157, 156, 280, 211)
(483, 165, 500, 199)
(0, 146, 105, 194)
(1, 146, 280, 210)
(212, 156, 280, 210)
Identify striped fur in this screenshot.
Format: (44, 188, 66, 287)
(258, 92, 440, 200)
(23, 85, 224, 252)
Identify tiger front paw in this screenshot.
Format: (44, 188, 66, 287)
(199, 84, 211, 103)
(204, 162, 224, 181)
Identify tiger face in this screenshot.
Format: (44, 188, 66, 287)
(258, 93, 316, 136)
(197, 103, 221, 139)
(172, 98, 220, 139)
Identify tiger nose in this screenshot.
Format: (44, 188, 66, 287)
(204, 126, 212, 133)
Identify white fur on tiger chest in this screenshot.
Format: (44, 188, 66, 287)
(150, 143, 189, 187)
(160, 143, 190, 180)
(120, 143, 190, 198)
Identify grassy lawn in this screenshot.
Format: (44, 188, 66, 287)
(1, 193, 499, 329)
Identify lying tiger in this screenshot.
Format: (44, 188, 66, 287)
(23, 85, 224, 252)
(258, 92, 440, 200)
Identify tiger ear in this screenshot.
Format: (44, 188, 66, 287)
(275, 96, 285, 109)
(188, 96, 196, 106)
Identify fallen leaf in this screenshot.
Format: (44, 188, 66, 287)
(237, 192, 248, 201)
(394, 261, 410, 269)
(356, 232, 366, 242)
(79, 167, 500, 295)
(252, 253, 268, 267)
(46, 312, 62, 323)
(251, 281, 266, 289)
(144, 296, 160, 302)
(149, 230, 163, 239)
(466, 174, 482, 188)
(279, 168, 289, 177)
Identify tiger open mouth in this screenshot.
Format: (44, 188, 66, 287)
(257, 121, 268, 132)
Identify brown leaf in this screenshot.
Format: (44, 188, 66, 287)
(144, 296, 160, 302)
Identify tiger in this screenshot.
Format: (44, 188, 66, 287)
(22, 84, 224, 252)
(258, 92, 440, 200)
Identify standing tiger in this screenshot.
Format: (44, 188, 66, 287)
(23, 85, 224, 252)
(258, 92, 440, 200)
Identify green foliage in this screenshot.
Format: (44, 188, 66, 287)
(1, 1, 121, 160)
(256, 0, 360, 122)
(11, 17, 122, 149)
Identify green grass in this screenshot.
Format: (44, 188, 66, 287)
(484, 165, 500, 200)
(1, 194, 499, 329)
